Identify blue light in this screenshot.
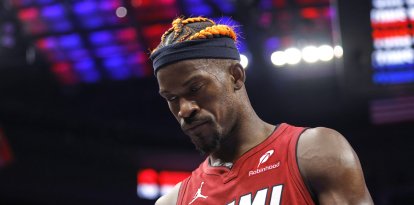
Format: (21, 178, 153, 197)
(81, 16, 104, 29)
(211, 17, 248, 55)
(260, 0, 272, 9)
(186, 5, 212, 16)
(182, 0, 204, 3)
(51, 20, 72, 32)
(212, 16, 241, 34)
(237, 40, 248, 53)
(211, 0, 234, 13)
(68, 49, 90, 60)
(372, 63, 414, 70)
(103, 56, 131, 80)
(74, 59, 94, 70)
(73, 59, 101, 83)
(107, 67, 131, 80)
(95, 45, 122, 58)
(36, 0, 55, 5)
(264, 37, 281, 54)
(73, 1, 97, 15)
(103, 56, 124, 68)
(41, 4, 65, 19)
(59, 34, 82, 49)
(80, 70, 101, 83)
(89, 31, 113, 46)
(373, 70, 414, 84)
(99, 0, 119, 11)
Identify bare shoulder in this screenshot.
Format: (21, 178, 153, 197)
(297, 127, 373, 204)
(155, 182, 182, 205)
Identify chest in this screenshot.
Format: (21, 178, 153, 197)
(181, 150, 299, 205)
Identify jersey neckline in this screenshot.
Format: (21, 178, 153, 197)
(201, 123, 288, 183)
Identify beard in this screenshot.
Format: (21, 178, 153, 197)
(189, 129, 222, 155)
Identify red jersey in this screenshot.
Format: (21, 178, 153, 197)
(177, 123, 315, 205)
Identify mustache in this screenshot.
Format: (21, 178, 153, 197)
(180, 116, 210, 131)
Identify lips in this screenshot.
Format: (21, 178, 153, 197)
(182, 121, 209, 133)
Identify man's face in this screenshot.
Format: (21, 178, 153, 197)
(157, 59, 237, 154)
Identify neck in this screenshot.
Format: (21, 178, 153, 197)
(210, 102, 275, 165)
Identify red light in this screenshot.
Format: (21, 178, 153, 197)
(116, 28, 137, 42)
(18, 8, 39, 21)
(295, 0, 329, 5)
(0, 128, 13, 167)
(159, 0, 175, 5)
(52, 63, 78, 85)
(137, 169, 158, 184)
(132, 0, 175, 7)
(372, 28, 409, 39)
(371, 20, 409, 29)
(301, 8, 319, 19)
(35, 37, 57, 50)
(143, 24, 171, 49)
(273, 0, 286, 8)
(131, 0, 151, 7)
(159, 171, 191, 185)
(143, 25, 166, 38)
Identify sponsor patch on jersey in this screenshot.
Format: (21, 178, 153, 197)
(249, 149, 280, 177)
(257, 149, 274, 168)
(249, 161, 280, 176)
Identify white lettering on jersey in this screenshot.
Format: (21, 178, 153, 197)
(270, 185, 283, 205)
(226, 184, 283, 205)
(240, 188, 268, 205)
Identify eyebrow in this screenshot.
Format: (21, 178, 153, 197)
(182, 75, 204, 87)
(159, 75, 205, 96)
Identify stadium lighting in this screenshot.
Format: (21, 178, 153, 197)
(271, 51, 287, 66)
(240, 54, 249, 69)
(334, 45, 343, 58)
(318, 45, 334, 61)
(302, 46, 319, 63)
(285, 47, 302, 65)
(116, 7, 127, 18)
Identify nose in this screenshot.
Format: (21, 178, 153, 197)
(178, 98, 199, 119)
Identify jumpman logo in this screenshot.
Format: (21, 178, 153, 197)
(189, 181, 208, 204)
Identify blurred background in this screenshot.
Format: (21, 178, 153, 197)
(0, 0, 413, 204)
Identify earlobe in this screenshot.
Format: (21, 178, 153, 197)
(229, 63, 245, 90)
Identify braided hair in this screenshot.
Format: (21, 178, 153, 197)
(152, 17, 237, 54)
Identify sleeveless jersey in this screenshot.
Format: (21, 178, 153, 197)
(176, 123, 315, 205)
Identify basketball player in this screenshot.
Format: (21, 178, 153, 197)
(150, 17, 373, 205)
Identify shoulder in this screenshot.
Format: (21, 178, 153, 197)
(296, 127, 355, 188)
(297, 127, 357, 173)
(155, 182, 182, 205)
(297, 127, 373, 204)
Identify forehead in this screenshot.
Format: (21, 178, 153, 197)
(156, 59, 218, 88)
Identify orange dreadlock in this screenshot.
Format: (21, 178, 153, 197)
(153, 17, 237, 53)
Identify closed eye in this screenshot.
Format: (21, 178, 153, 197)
(190, 84, 203, 93)
(166, 96, 178, 102)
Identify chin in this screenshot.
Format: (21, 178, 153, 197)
(191, 133, 220, 155)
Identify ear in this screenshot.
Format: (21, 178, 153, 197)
(229, 62, 246, 90)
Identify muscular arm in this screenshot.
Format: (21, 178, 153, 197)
(155, 182, 182, 205)
(298, 127, 373, 205)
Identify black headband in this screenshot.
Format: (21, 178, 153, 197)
(150, 38, 240, 73)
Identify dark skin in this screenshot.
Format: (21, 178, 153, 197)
(156, 59, 373, 205)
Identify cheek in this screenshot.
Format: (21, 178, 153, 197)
(168, 102, 180, 119)
(201, 87, 233, 123)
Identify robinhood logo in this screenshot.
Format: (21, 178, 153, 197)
(258, 150, 274, 168)
(249, 150, 280, 177)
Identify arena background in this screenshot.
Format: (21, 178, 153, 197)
(0, 0, 413, 204)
